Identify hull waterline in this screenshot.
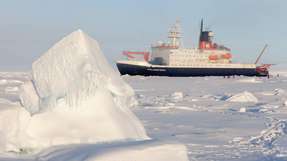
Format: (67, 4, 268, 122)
(116, 62, 267, 77)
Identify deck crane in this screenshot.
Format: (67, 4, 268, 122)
(255, 44, 268, 64)
(255, 44, 272, 76)
(122, 51, 150, 62)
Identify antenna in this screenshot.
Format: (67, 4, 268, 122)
(200, 19, 203, 33)
(255, 44, 268, 64)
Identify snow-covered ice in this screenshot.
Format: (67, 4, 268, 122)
(0, 140, 188, 161)
(1, 71, 287, 160)
(226, 91, 258, 103)
(125, 75, 287, 161)
(171, 91, 184, 100)
(0, 31, 144, 154)
(0, 79, 8, 85)
(19, 81, 40, 114)
(0, 30, 189, 161)
(5, 86, 19, 93)
(0, 31, 286, 160)
(237, 77, 262, 83)
(1, 30, 147, 151)
(249, 120, 287, 150)
(239, 107, 247, 113)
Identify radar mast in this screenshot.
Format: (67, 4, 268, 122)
(168, 20, 181, 47)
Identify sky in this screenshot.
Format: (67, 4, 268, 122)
(0, 0, 286, 70)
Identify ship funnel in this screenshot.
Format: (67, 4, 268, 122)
(198, 19, 215, 50)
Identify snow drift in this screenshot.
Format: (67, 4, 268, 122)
(237, 78, 262, 83)
(1, 30, 148, 151)
(0, 140, 189, 161)
(226, 91, 258, 103)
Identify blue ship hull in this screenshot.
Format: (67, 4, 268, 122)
(116, 62, 268, 77)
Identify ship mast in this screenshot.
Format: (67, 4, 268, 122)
(168, 20, 181, 47)
(198, 19, 203, 48)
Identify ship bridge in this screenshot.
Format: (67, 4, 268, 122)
(149, 20, 232, 66)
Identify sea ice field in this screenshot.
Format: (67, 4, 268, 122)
(0, 30, 286, 161)
(0, 71, 287, 161)
(126, 73, 287, 161)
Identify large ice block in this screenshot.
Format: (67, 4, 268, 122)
(13, 30, 148, 150)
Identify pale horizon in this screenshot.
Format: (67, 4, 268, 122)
(0, 0, 286, 70)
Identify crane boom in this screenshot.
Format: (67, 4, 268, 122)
(122, 51, 150, 61)
(255, 44, 268, 64)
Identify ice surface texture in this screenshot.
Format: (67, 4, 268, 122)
(32, 29, 137, 113)
(13, 30, 148, 151)
(226, 91, 258, 103)
(249, 120, 287, 149)
(19, 80, 40, 114)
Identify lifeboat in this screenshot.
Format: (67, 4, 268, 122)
(208, 54, 218, 61)
(221, 53, 232, 59)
